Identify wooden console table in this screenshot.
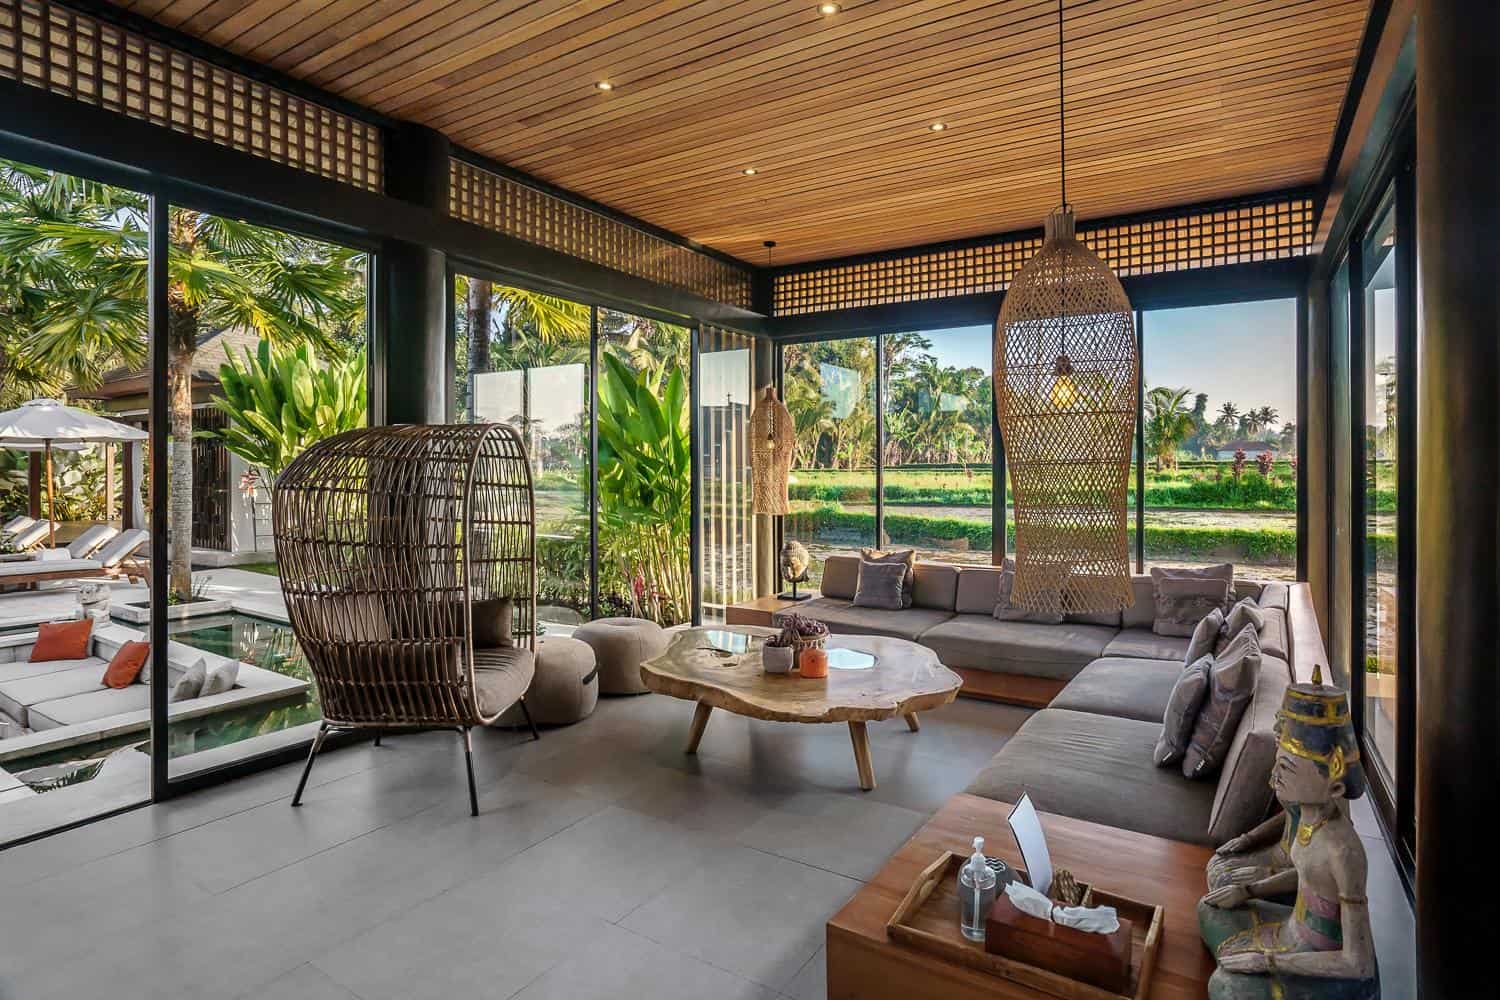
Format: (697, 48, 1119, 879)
(826, 793, 1216, 999)
(724, 593, 819, 628)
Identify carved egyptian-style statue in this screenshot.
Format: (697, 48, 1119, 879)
(1198, 673, 1379, 999)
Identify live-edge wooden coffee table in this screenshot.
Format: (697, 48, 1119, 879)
(639, 626, 962, 791)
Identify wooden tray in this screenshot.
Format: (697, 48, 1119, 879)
(885, 852, 1164, 1000)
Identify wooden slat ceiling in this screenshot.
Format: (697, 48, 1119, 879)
(109, 0, 1369, 265)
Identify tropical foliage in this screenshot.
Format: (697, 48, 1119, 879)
(1144, 386, 1196, 470)
(199, 341, 367, 479)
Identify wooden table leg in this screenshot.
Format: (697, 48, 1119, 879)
(903, 713, 920, 732)
(849, 721, 876, 790)
(685, 702, 713, 754)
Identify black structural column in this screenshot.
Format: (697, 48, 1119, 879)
(376, 123, 450, 424)
(1415, 3, 1498, 997)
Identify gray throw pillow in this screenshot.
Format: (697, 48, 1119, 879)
(853, 559, 909, 610)
(200, 658, 240, 697)
(993, 568, 1065, 625)
(1183, 625, 1262, 779)
(1151, 564, 1233, 637)
(472, 596, 515, 648)
(170, 658, 207, 703)
(1223, 597, 1264, 640)
(1184, 607, 1225, 665)
(859, 547, 915, 608)
(1154, 655, 1212, 766)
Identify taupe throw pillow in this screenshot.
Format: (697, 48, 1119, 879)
(170, 657, 207, 703)
(1151, 564, 1233, 637)
(1223, 597, 1264, 640)
(859, 547, 915, 608)
(471, 596, 515, 648)
(993, 568, 1065, 625)
(1154, 655, 1212, 766)
(1185, 607, 1225, 665)
(852, 559, 909, 610)
(1183, 625, 1262, 779)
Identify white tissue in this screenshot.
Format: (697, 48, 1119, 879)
(1002, 882, 1121, 934)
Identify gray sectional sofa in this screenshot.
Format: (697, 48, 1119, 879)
(776, 555, 1326, 846)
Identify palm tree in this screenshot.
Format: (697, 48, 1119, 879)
(1144, 386, 1195, 471)
(3, 160, 366, 598)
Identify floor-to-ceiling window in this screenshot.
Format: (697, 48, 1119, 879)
(1140, 299, 1300, 579)
(0, 157, 152, 841)
(1359, 191, 1401, 794)
(882, 328, 994, 565)
(782, 337, 878, 588)
(455, 277, 593, 626)
(166, 205, 369, 781)
(698, 327, 755, 623)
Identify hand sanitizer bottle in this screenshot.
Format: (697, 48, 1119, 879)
(958, 836, 997, 942)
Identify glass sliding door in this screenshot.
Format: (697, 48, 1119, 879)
(1358, 193, 1400, 792)
(781, 337, 878, 589)
(0, 156, 153, 842)
(166, 205, 369, 780)
(1140, 299, 1300, 579)
(698, 326, 755, 623)
(1329, 258, 1354, 684)
(455, 277, 592, 626)
(597, 309, 692, 625)
(881, 329, 994, 565)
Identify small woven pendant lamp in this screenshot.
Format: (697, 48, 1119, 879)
(994, 0, 1138, 615)
(750, 386, 795, 515)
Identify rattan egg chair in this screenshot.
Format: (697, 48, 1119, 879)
(273, 423, 538, 816)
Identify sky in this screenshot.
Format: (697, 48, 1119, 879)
(917, 298, 1300, 430)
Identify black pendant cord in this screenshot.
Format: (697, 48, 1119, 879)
(1058, 0, 1067, 211)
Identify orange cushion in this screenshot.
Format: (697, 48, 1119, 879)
(29, 618, 93, 662)
(102, 640, 150, 689)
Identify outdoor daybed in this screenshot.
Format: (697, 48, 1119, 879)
(0, 528, 148, 589)
(777, 554, 1326, 847)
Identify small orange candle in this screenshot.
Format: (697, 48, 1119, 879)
(798, 646, 829, 678)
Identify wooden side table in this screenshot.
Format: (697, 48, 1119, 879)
(826, 793, 1215, 999)
(723, 593, 820, 628)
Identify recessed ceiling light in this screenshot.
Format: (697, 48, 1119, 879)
(594, 81, 614, 91)
(742, 167, 758, 175)
(929, 122, 947, 131)
(819, 3, 841, 15)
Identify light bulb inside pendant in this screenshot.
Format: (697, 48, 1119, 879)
(1050, 353, 1078, 409)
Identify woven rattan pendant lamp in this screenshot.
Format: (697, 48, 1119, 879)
(994, 0, 1138, 615)
(750, 386, 795, 515)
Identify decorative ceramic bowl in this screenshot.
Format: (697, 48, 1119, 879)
(762, 644, 794, 674)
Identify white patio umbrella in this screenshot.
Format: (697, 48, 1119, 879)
(0, 398, 148, 547)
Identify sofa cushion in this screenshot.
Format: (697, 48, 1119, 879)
(1049, 656, 1187, 723)
(1256, 607, 1290, 661)
(1224, 598, 1265, 638)
(993, 568, 1065, 625)
(473, 646, 536, 718)
(0, 656, 97, 685)
(918, 616, 1115, 679)
(28, 686, 151, 730)
(1154, 657, 1213, 766)
(1256, 582, 1290, 611)
(1185, 608, 1226, 665)
(819, 555, 860, 600)
(1208, 650, 1294, 842)
(965, 708, 1218, 845)
(0, 658, 112, 727)
(781, 599, 954, 642)
(1102, 629, 1190, 662)
(955, 564, 1007, 615)
(1121, 575, 1157, 629)
(30, 619, 93, 662)
(1184, 626, 1262, 779)
(912, 561, 959, 611)
(472, 596, 515, 648)
(1152, 568, 1232, 637)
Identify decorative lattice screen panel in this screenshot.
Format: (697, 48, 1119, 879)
(774, 194, 1313, 317)
(0, 0, 382, 192)
(451, 159, 754, 311)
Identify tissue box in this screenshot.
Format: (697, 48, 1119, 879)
(984, 892, 1132, 992)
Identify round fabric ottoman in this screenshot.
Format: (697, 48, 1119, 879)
(573, 616, 668, 695)
(498, 636, 598, 728)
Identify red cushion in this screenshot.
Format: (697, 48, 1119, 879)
(102, 640, 150, 689)
(29, 618, 93, 662)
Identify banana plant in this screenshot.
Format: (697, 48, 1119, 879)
(595, 351, 692, 624)
(198, 339, 366, 482)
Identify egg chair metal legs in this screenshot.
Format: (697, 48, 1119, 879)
(289, 722, 485, 817)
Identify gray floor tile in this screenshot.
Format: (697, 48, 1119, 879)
(511, 921, 776, 1000)
(236, 964, 362, 1000)
(732, 790, 928, 880)
(620, 842, 860, 990)
(782, 946, 827, 1000)
(1362, 833, 1416, 998)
